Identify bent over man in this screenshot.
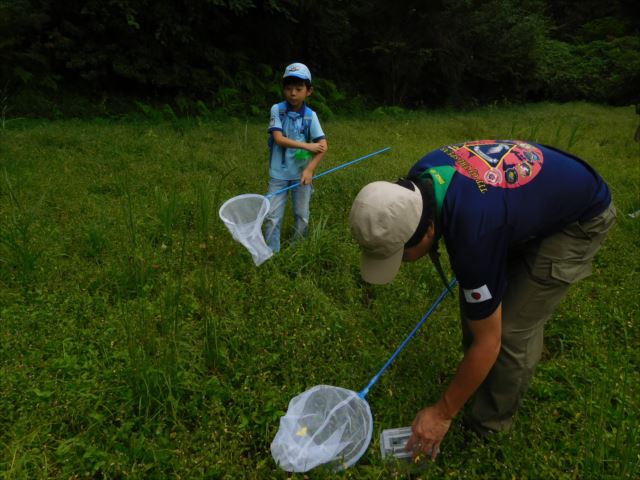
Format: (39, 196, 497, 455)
(349, 140, 616, 459)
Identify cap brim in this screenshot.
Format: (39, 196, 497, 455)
(284, 73, 309, 80)
(360, 247, 403, 285)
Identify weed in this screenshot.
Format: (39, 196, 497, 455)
(282, 216, 341, 274)
(0, 82, 9, 129)
(151, 186, 180, 244)
(567, 122, 581, 149)
(0, 170, 42, 290)
(82, 223, 108, 260)
(194, 177, 214, 242)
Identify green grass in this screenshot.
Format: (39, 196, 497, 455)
(0, 102, 638, 479)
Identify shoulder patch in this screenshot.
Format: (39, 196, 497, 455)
(463, 284, 493, 303)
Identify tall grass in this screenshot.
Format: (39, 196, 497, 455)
(0, 170, 42, 291)
(0, 103, 638, 479)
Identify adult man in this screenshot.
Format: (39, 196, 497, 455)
(349, 140, 616, 459)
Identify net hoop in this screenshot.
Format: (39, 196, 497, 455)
(218, 193, 273, 266)
(271, 385, 373, 472)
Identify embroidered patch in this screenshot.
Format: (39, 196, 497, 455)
(463, 284, 493, 303)
(484, 168, 503, 185)
(443, 140, 544, 191)
(505, 166, 518, 184)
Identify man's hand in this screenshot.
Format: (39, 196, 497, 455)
(404, 304, 503, 462)
(405, 403, 452, 460)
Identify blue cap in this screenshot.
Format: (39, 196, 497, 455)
(283, 63, 312, 82)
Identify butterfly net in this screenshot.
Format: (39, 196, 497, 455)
(218, 194, 273, 266)
(271, 385, 373, 473)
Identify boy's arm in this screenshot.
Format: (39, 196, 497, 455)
(301, 139, 328, 185)
(271, 130, 327, 154)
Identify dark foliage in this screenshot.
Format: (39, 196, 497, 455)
(1, 0, 638, 117)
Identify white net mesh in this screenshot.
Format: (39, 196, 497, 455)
(218, 194, 273, 266)
(271, 385, 373, 472)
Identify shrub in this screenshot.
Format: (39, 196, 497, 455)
(535, 36, 640, 104)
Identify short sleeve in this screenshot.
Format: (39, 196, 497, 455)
(268, 104, 282, 132)
(448, 226, 510, 320)
(309, 112, 325, 142)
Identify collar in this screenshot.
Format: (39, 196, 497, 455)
(285, 101, 306, 114)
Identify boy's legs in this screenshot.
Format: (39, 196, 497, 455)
(462, 202, 616, 436)
(291, 184, 313, 240)
(263, 178, 291, 253)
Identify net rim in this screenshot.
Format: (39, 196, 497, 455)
(292, 384, 374, 471)
(218, 193, 270, 221)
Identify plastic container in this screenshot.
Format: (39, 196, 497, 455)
(380, 426, 413, 460)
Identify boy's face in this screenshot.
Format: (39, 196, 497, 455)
(283, 82, 312, 110)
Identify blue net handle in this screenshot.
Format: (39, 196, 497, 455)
(358, 278, 457, 399)
(266, 147, 391, 198)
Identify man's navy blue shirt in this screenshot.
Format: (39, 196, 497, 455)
(409, 140, 611, 320)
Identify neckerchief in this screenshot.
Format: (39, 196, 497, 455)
(420, 165, 455, 292)
(420, 165, 455, 231)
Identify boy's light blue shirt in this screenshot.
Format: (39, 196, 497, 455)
(268, 102, 325, 180)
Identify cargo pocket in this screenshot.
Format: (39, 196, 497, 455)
(550, 260, 592, 284)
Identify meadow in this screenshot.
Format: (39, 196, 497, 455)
(0, 102, 638, 479)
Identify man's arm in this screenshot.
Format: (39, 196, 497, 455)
(406, 303, 502, 459)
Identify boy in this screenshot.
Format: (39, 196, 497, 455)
(264, 62, 328, 253)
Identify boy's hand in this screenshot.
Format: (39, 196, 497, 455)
(307, 142, 326, 154)
(300, 168, 314, 185)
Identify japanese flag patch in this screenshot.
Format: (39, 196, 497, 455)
(463, 284, 492, 303)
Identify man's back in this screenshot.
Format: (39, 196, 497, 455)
(410, 140, 611, 319)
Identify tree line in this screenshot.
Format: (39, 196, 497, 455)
(1, 0, 639, 117)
